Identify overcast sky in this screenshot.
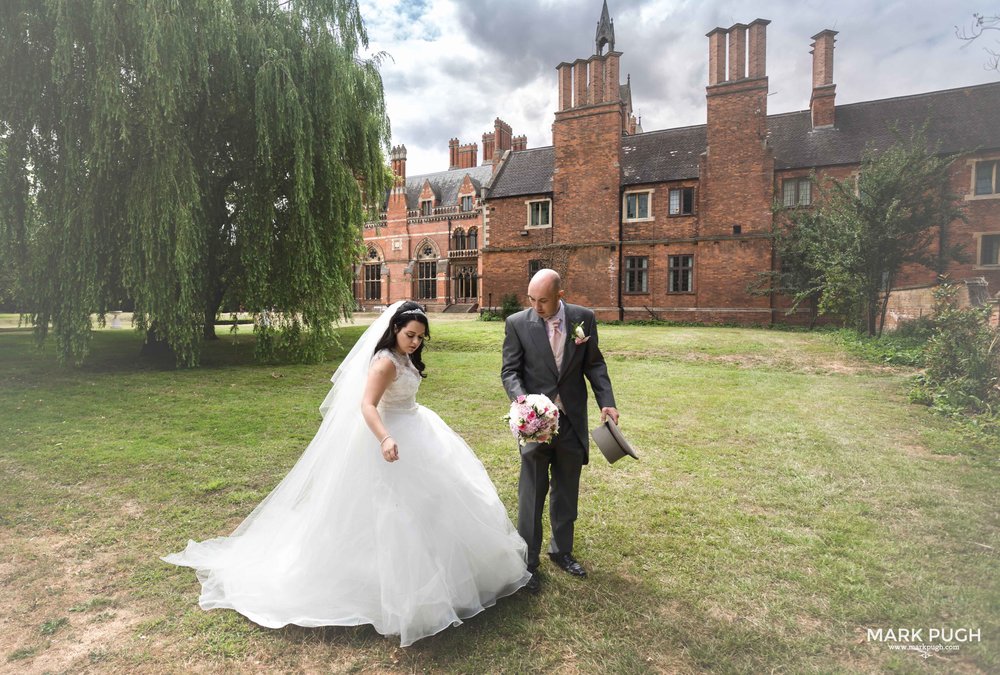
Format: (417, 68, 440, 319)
(356, 0, 999, 177)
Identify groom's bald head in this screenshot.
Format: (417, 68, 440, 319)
(527, 269, 564, 319)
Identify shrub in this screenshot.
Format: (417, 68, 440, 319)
(892, 315, 936, 341)
(500, 293, 522, 319)
(914, 282, 1000, 413)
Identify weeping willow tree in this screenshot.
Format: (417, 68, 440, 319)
(0, 0, 391, 365)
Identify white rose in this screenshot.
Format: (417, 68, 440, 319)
(574, 324, 586, 340)
(524, 393, 555, 410)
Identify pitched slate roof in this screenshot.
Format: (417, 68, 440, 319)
(622, 124, 706, 184)
(487, 147, 554, 198)
(400, 164, 494, 209)
(768, 83, 1000, 169)
(486, 82, 1000, 198)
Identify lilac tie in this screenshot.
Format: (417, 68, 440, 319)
(548, 317, 564, 370)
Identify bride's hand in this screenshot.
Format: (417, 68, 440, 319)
(380, 436, 399, 463)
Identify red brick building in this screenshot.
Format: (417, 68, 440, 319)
(480, 10, 1000, 323)
(361, 5, 1000, 324)
(355, 118, 526, 311)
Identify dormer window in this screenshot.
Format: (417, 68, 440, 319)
(460, 195, 474, 212)
(420, 200, 433, 216)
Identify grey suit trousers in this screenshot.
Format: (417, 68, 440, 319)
(517, 413, 585, 570)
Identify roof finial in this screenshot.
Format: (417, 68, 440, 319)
(595, 0, 615, 55)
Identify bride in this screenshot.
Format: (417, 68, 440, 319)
(163, 301, 531, 646)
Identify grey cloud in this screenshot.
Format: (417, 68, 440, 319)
(365, 0, 999, 174)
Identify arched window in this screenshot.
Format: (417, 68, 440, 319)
(467, 227, 478, 250)
(453, 264, 478, 302)
(363, 246, 382, 300)
(416, 242, 437, 300)
(452, 228, 466, 252)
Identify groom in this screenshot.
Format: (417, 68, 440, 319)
(501, 269, 618, 593)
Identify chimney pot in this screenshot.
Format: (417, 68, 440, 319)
(707, 27, 728, 85)
(727, 23, 748, 81)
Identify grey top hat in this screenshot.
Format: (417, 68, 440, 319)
(591, 418, 639, 463)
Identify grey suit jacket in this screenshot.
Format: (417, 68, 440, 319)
(501, 303, 616, 463)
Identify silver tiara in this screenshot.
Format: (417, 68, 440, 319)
(400, 308, 426, 317)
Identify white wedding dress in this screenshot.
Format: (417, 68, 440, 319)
(163, 305, 530, 647)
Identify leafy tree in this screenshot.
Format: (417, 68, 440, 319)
(770, 130, 965, 336)
(751, 196, 824, 328)
(0, 0, 391, 365)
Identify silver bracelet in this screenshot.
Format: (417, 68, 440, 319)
(379, 434, 391, 445)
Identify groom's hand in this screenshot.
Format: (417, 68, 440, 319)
(600, 407, 620, 425)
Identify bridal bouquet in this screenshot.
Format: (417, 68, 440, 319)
(505, 394, 560, 446)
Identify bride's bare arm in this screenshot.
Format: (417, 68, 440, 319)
(362, 357, 399, 462)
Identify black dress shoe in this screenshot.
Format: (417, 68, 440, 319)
(523, 572, 541, 594)
(548, 552, 587, 577)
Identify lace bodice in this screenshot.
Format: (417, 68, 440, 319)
(372, 348, 421, 411)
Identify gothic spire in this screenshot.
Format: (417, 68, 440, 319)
(595, 0, 615, 55)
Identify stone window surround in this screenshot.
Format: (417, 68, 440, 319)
(623, 189, 654, 223)
(966, 156, 1000, 201)
(525, 198, 552, 229)
(973, 231, 1000, 269)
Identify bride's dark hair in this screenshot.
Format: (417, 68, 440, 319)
(373, 301, 430, 377)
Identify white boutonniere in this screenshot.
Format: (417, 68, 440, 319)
(572, 321, 589, 345)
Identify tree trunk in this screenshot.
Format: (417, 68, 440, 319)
(140, 323, 175, 361)
(201, 182, 229, 341)
(877, 292, 891, 338)
(203, 287, 224, 340)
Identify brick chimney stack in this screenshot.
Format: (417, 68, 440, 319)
(707, 18, 770, 85)
(707, 27, 727, 85)
(390, 144, 407, 185)
(546, 1, 628, 311)
(748, 19, 768, 78)
(448, 138, 459, 170)
(388, 144, 407, 214)
(703, 19, 773, 235)
(810, 30, 837, 129)
(482, 132, 495, 164)
(727, 23, 748, 81)
(483, 119, 520, 166)
(494, 118, 512, 155)
(555, 51, 624, 111)
(702, 18, 774, 314)
(456, 142, 478, 169)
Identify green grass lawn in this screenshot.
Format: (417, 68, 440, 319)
(1, 321, 996, 673)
